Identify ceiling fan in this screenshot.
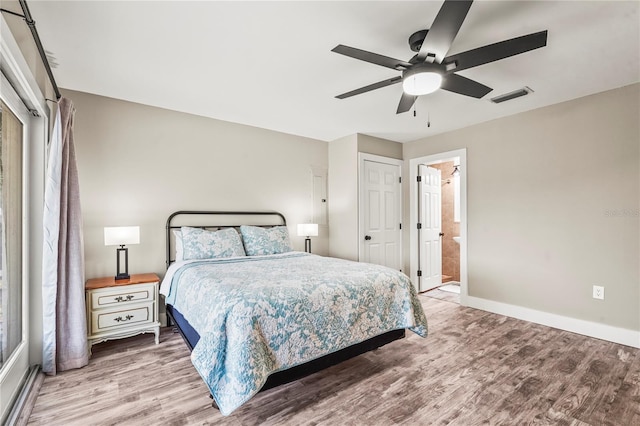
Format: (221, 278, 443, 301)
(332, 0, 548, 114)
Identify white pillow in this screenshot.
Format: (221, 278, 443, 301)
(173, 229, 184, 261)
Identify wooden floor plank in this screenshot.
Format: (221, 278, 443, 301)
(28, 296, 640, 425)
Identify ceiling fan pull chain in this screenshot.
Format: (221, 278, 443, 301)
(427, 111, 431, 128)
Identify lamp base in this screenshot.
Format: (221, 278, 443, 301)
(304, 238, 312, 253)
(115, 246, 130, 281)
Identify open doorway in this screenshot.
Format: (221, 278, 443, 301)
(426, 160, 461, 299)
(409, 149, 467, 306)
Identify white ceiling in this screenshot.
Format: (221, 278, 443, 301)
(27, 1, 640, 143)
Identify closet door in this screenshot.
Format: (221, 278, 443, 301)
(359, 154, 402, 271)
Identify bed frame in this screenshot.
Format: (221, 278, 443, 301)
(164, 210, 405, 405)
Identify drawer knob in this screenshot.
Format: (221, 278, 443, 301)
(114, 314, 134, 322)
(115, 295, 134, 302)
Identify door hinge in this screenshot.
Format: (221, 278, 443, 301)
(417, 270, 422, 277)
(417, 175, 422, 182)
(417, 223, 422, 229)
(399, 176, 402, 183)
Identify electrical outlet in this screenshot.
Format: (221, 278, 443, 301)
(593, 285, 605, 300)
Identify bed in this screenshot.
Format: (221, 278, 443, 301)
(160, 210, 428, 415)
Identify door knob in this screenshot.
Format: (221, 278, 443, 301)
(439, 232, 444, 237)
(364, 235, 372, 241)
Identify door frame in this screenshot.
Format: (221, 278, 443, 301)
(358, 153, 403, 267)
(409, 149, 467, 305)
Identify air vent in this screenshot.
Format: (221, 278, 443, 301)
(490, 86, 533, 104)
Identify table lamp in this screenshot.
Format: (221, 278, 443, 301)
(104, 226, 140, 280)
(297, 223, 318, 253)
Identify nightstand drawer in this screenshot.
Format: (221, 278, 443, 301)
(90, 283, 156, 308)
(91, 303, 154, 332)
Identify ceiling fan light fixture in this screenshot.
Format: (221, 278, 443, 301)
(402, 71, 442, 96)
(402, 62, 443, 96)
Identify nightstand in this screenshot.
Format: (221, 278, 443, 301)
(85, 273, 161, 352)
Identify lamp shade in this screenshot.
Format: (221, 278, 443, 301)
(104, 226, 140, 246)
(297, 223, 318, 237)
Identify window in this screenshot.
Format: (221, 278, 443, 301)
(1, 13, 47, 421)
(0, 101, 23, 369)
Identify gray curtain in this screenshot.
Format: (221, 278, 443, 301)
(42, 97, 88, 374)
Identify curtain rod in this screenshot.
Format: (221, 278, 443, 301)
(1, 0, 62, 101)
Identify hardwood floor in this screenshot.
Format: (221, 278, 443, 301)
(28, 296, 640, 425)
(423, 286, 461, 304)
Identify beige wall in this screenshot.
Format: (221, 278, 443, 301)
(404, 84, 640, 332)
(328, 134, 359, 260)
(358, 134, 403, 160)
(64, 89, 329, 279)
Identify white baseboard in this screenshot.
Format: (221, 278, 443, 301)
(464, 296, 640, 349)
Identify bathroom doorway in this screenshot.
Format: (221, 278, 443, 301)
(409, 149, 467, 305)
(426, 160, 461, 297)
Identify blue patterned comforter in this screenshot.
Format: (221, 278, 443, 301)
(160, 252, 428, 415)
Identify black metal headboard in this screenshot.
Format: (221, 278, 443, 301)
(165, 210, 287, 268)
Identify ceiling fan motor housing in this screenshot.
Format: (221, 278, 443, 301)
(409, 29, 429, 52)
(404, 61, 443, 76)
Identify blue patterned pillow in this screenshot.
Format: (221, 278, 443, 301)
(240, 225, 292, 256)
(181, 227, 246, 260)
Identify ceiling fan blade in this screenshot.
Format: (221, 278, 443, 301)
(441, 73, 492, 98)
(443, 30, 548, 73)
(417, 0, 473, 63)
(332, 45, 413, 71)
(396, 92, 417, 114)
(336, 76, 402, 99)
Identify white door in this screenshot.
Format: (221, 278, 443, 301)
(418, 165, 442, 291)
(360, 158, 402, 270)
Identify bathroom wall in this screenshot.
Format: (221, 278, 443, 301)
(430, 161, 460, 282)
